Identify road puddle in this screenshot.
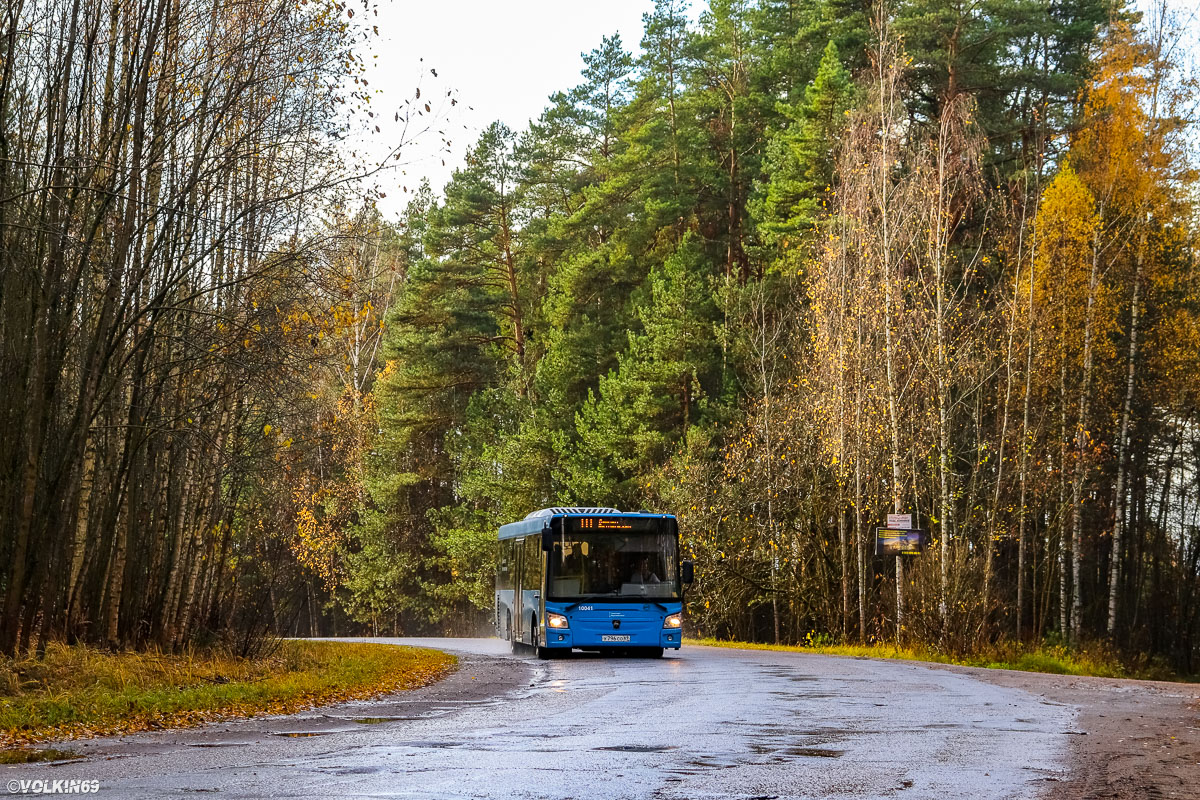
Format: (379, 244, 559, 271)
(687, 758, 739, 769)
(272, 731, 334, 738)
(761, 670, 819, 682)
(793, 727, 866, 737)
(593, 744, 677, 753)
(319, 766, 384, 776)
(752, 743, 844, 758)
(787, 747, 844, 758)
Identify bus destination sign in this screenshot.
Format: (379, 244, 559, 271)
(574, 517, 633, 530)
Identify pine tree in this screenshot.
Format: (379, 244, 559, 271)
(754, 40, 855, 258)
(574, 33, 636, 167)
(639, 0, 706, 219)
(896, 0, 1108, 173)
(425, 121, 532, 388)
(693, 0, 764, 281)
(569, 234, 720, 505)
(344, 186, 471, 632)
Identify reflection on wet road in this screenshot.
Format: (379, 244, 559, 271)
(2, 639, 1075, 799)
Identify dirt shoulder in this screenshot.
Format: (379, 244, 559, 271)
(931, 662, 1200, 799)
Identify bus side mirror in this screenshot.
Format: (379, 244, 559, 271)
(542, 529, 554, 552)
(681, 560, 694, 585)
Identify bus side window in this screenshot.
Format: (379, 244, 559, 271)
(514, 539, 523, 592)
(498, 540, 511, 591)
(523, 535, 543, 592)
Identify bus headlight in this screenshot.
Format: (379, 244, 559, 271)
(546, 612, 569, 629)
(663, 613, 682, 629)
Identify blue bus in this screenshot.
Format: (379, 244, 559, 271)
(495, 507, 694, 658)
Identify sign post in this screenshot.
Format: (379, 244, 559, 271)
(880, 513, 921, 646)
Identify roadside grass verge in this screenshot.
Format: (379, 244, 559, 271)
(687, 637, 1186, 681)
(0, 640, 455, 750)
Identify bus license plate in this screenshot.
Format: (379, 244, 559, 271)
(601, 635, 631, 642)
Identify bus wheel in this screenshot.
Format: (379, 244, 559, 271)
(644, 647, 664, 659)
(507, 613, 521, 654)
(533, 625, 551, 660)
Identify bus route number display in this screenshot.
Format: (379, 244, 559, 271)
(576, 518, 633, 530)
(875, 527, 927, 557)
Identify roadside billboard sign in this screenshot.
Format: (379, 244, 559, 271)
(875, 527, 927, 557)
(887, 513, 912, 529)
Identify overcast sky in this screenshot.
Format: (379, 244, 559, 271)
(355, 0, 1198, 220)
(358, 0, 678, 217)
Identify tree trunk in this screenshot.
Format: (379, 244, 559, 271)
(839, 508, 849, 640)
(65, 432, 95, 632)
(1058, 314, 1071, 641)
(1016, 247, 1036, 640)
(1108, 238, 1144, 635)
(1070, 230, 1103, 641)
(855, 435, 866, 643)
(104, 502, 129, 646)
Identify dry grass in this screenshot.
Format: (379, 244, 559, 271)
(0, 640, 455, 748)
(686, 637, 1187, 681)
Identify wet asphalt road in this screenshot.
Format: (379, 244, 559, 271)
(3, 638, 1077, 799)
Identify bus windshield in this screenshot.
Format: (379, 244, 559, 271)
(547, 525, 679, 601)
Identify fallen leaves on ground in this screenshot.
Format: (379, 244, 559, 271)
(0, 641, 455, 748)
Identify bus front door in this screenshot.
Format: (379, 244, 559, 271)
(511, 539, 524, 644)
(517, 536, 543, 646)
